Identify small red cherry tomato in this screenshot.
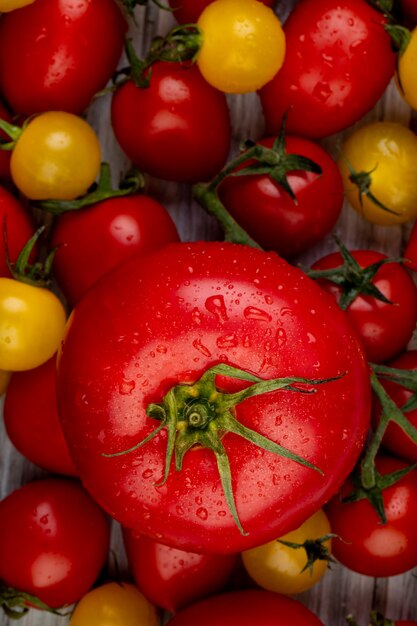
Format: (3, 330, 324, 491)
(0, 184, 34, 278)
(123, 529, 238, 613)
(0, 478, 110, 608)
(111, 62, 231, 183)
(4, 357, 77, 476)
(51, 194, 180, 305)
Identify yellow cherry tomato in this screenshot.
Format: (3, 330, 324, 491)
(241, 509, 332, 595)
(0, 278, 66, 371)
(0, 0, 35, 10)
(197, 0, 285, 94)
(10, 111, 101, 201)
(0, 370, 10, 395)
(70, 582, 159, 626)
(398, 27, 417, 111)
(339, 121, 417, 226)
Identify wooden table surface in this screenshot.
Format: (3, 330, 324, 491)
(1, 2, 417, 624)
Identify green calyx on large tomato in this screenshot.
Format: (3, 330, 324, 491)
(57, 242, 371, 554)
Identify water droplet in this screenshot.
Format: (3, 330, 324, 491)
(192, 339, 212, 357)
(244, 307, 272, 322)
(157, 345, 167, 354)
(191, 308, 202, 325)
(272, 474, 281, 485)
(119, 380, 136, 395)
(142, 469, 153, 479)
(205, 295, 228, 322)
(306, 333, 316, 344)
(196, 507, 208, 520)
(264, 295, 273, 305)
(280, 307, 294, 317)
(40, 515, 49, 525)
(216, 334, 238, 349)
(176, 506, 185, 516)
(195, 496, 203, 506)
(276, 327, 287, 346)
(275, 416, 282, 427)
(218, 510, 227, 517)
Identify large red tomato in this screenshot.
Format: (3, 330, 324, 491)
(0, 185, 34, 277)
(4, 357, 77, 476)
(57, 242, 370, 554)
(111, 62, 231, 183)
(123, 529, 238, 613)
(0, 478, 110, 609)
(166, 590, 324, 626)
(310, 250, 417, 364)
(217, 135, 343, 257)
(259, 0, 396, 138)
(0, 0, 127, 115)
(168, 0, 275, 24)
(51, 194, 180, 306)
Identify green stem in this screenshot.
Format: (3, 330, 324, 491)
(0, 119, 22, 150)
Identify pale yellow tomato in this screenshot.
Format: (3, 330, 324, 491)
(70, 582, 159, 626)
(0, 370, 10, 395)
(339, 121, 417, 226)
(197, 0, 285, 94)
(398, 27, 417, 111)
(0, 0, 35, 11)
(0, 278, 67, 371)
(10, 111, 101, 201)
(242, 509, 332, 595)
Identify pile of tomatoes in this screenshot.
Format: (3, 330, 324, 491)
(1, 0, 417, 625)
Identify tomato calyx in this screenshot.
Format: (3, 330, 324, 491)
(193, 121, 322, 249)
(306, 238, 403, 310)
(277, 534, 337, 575)
(341, 155, 400, 218)
(4, 224, 56, 288)
(34, 163, 144, 215)
(104, 363, 339, 534)
(0, 583, 68, 619)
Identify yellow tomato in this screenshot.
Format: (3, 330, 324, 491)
(70, 582, 159, 626)
(241, 509, 332, 595)
(339, 121, 417, 226)
(197, 0, 285, 94)
(398, 27, 417, 111)
(11, 112, 101, 201)
(0, 370, 10, 395)
(0, 0, 35, 10)
(0, 278, 66, 371)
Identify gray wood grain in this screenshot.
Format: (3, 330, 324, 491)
(1, 1, 417, 625)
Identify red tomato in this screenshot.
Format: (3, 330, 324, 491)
(326, 455, 417, 577)
(50, 194, 180, 306)
(166, 590, 324, 626)
(0, 101, 12, 180)
(404, 220, 417, 272)
(57, 242, 370, 554)
(218, 135, 343, 257)
(168, 0, 275, 24)
(123, 529, 238, 613)
(259, 0, 396, 138)
(0, 184, 34, 277)
(311, 250, 417, 364)
(4, 357, 77, 476)
(372, 350, 417, 463)
(0, 0, 127, 115)
(111, 62, 231, 183)
(0, 478, 110, 608)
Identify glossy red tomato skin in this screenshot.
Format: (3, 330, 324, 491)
(218, 135, 343, 257)
(4, 357, 77, 476)
(326, 456, 417, 577)
(51, 194, 180, 306)
(123, 529, 238, 613)
(168, 0, 275, 24)
(372, 350, 417, 463)
(0, 478, 110, 608)
(404, 221, 417, 272)
(57, 242, 370, 554)
(0, 0, 127, 116)
(166, 590, 324, 626)
(111, 62, 231, 183)
(0, 102, 12, 180)
(259, 0, 395, 139)
(311, 250, 417, 364)
(0, 185, 34, 278)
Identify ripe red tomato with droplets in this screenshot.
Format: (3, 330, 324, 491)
(0, 478, 110, 608)
(259, 0, 396, 138)
(218, 135, 343, 257)
(51, 194, 180, 306)
(57, 241, 370, 554)
(123, 529, 238, 613)
(4, 357, 77, 476)
(311, 250, 417, 364)
(166, 590, 325, 626)
(372, 350, 417, 464)
(0, 0, 127, 115)
(0, 185, 34, 278)
(326, 455, 417, 577)
(168, 0, 275, 24)
(111, 62, 231, 183)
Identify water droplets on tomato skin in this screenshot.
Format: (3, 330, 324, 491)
(205, 295, 229, 322)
